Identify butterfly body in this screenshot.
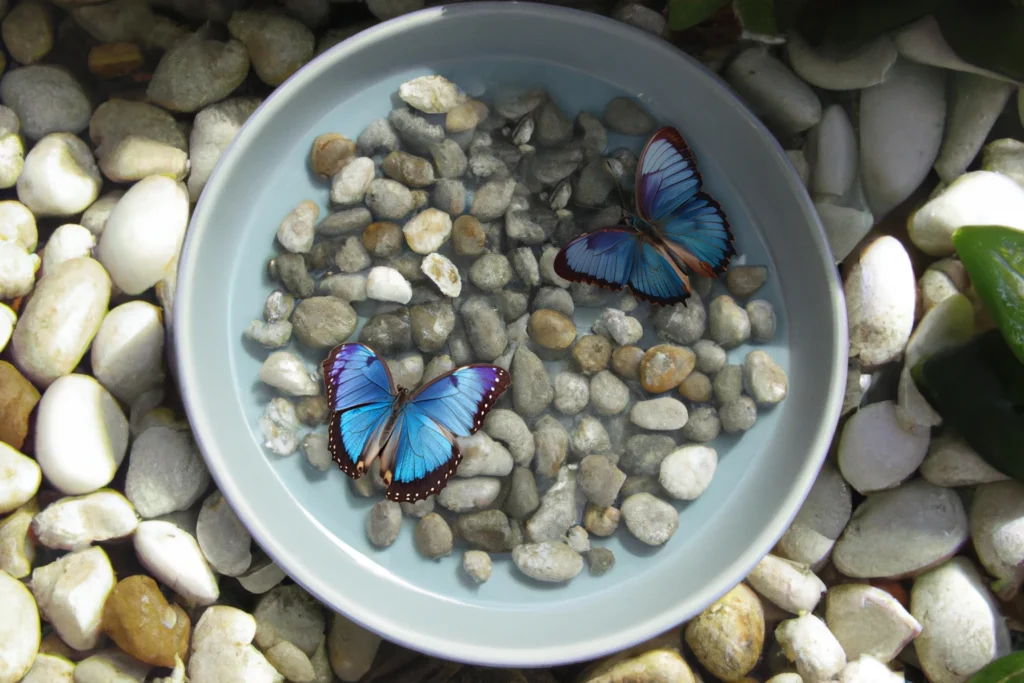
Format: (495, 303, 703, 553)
(554, 125, 737, 307)
(321, 342, 511, 503)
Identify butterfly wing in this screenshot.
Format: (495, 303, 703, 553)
(553, 227, 641, 292)
(635, 126, 702, 223)
(321, 343, 398, 478)
(658, 192, 737, 277)
(628, 239, 694, 306)
(380, 365, 511, 503)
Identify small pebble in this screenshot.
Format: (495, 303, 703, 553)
(366, 500, 402, 548)
(462, 550, 492, 583)
(512, 542, 584, 582)
(590, 370, 630, 415)
(570, 416, 610, 457)
(587, 547, 616, 576)
(420, 252, 462, 297)
(726, 265, 768, 298)
(743, 350, 789, 406)
(684, 583, 765, 681)
(659, 445, 717, 501)
(621, 493, 679, 546)
(32, 489, 137, 551)
(469, 253, 513, 292)
(640, 344, 696, 393)
(259, 397, 299, 456)
(713, 364, 744, 405)
(578, 455, 627, 508)
(747, 300, 777, 342)
(775, 613, 848, 683)
(572, 334, 613, 374)
(436, 477, 502, 513)
(709, 295, 752, 349)
(414, 513, 453, 559)
(603, 97, 655, 136)
(630, 397, 688, 430)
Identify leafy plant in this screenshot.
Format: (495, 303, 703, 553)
(967, 651, 1024, 682)
(667, 0, 732, 31)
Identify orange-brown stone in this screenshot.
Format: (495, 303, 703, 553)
(101, 574, 191, 668)
(639, 344, 696, 393)
(611, 345, 644, 380)
(362, 221, 402, 258)
(572, 335, 612, 375)
(0, 361, 40, 450)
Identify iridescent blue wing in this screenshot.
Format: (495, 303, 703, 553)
(321, 343, 398, 478)
(658, 192, 737, 277)
(553, 227, 641, 291)
(380, 365, 511, 503)
(635, 127, 702, 223)
(407, 365, 512, 436)
(627, 240, 694, 306)
(321, 342, 396, 412)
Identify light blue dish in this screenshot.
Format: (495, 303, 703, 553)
(173, 1, 847, 668)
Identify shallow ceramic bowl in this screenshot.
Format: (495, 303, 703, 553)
(173, 0, 847, 668)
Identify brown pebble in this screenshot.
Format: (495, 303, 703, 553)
(101, 574, 191, 668)
(88, 42, 144, 79)
(310, 132, 355, 178)
(684, 582, 765, 681)
(583, 503, 620, 537)
(0, 361, 40, 451)
(639, 344, 696, 393)
(679, 371, 713, 403)
(572, 335, 612, 375)
(382, 150, 434, 188)
(452, 215, 486, 256)
(528, 309, 577, 350)
(611, 345, 644, 380)
(361, 222, 403, 258)
(446, 99, 488, 133)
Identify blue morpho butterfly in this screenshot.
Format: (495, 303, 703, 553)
(321, 342, 511, 503)
(554, 125, 737, 306)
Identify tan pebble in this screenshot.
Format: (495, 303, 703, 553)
(88, 42, 144, 79)
(611, 345, 644, 380)
(101, 574, 191, 668)
(572, 334, 613, 374)
(679, 371, 713, 402)
(0, 360, 40, 450)
(684, 582, 765, 681)
(583, 503, 620, 537)
(446, 99, 488, 133)
(310, 133, 355, 178)
(528, 309, 577, 350)
(452, 214, 486, 256)
(640, 344, 696, 393)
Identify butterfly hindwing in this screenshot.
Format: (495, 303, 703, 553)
(553, 227, 641, 292)
(627, 240, 694, 306)
(659, 192, 737, 277)
(407, 365, 512, 435)
(321, 342, 396, 412)
(635, 126, 702, 223)
(328, 401, 393, 478)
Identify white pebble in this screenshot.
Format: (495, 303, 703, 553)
(74, 651, 151, 682)
(837, 400, 929, 494)
(0, 569, 39, 683)
(403, 207, 452, 254)
(41, 223, 95, 272)
(935, 73, 1014, 183)
(658, 445, 716, 501)
(725, 45, 822, 136)
(825, 583, 921, 664)
(125, 425, 211, 518)
(462, 550, 492, 583)
(0, 441, 40, 514)
(621, 492, 678, 546)
(330, 156, 375, 205)
(894, 15, 1011, 81)
(747, 554, 826, 614)
(920, 432, 1008, 487)
(815, 201, 874, 264)
(399, 75, 465, 114)
(0, 302, 15, 354)
(844, 236, 916, 367)
(90, 300, 166, 404)
(197, 490, 253, 577)
(838, 655, 906, 683)
(134, 520, 220, 606)
(970, 481, 1024, 600)
(34, 374, 129, 495)
(30, 546, 115, 650)
(420, 252, 462, 297)
(807, 104, 857, 199)
(259, 350, 319, 396)
(365, 265, 412, 304)
(775, 613, 847, 683)
(16, 132, 101, 217)
(276, 199, 319, 253)
(189, 605, 283, 683)
(31, 490, 139, 551)
(19, 653, 75, 683)
(260, 397, 299, 456)
(511, 542, 584, 582)
(96, 174, 190, 295)
(786, 33, 898, 91)
(0, 241, 38, 299)
(630, 397, 688, 430)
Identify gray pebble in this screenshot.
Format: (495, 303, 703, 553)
(489, 139, 522, 167)
(196, 490, 252, 576)
(525, 147, 584, 186)
(742, 350, 788, 405)
(506, 206, 557, 244)
(245, 320, 292, 348)
(462, 550, 492, 583)
(549, 179, 572, 209)
(147, 36, 250, 113)
(126, 426, 210, 518)
(264, 290, 295, 323)
(525, 466, 577, 542)
(539, 246, 572, 288)
(746, 300, 777, 342)
(295, 395, 328, 426)
(430, 139, 467, 178)
(275, 253, 315, 298)
(720, 396, 758, 433)
(483, 409, 535, 466)
(468, 150, 508, 179)
(0, 65, 91, 140)
(572, 282, 615, 307)
(436, 477, 502, 513)
(533, 415, 568, 478)
(291, 297, 357, 349)
(534, 287, 574, 317)
(448, 325, 474, 366)
(587, 547, 615, 576)
(621, 492, 678, 546)
(693, 339, 727, 375)
(590, 370, 630, 416)
(317, 207, 373, 236)
(401, 497, 435, 518)
(469, 253, 513, 292)
(593, 308, 643, 346)
(471, 177, 517, 220)
(573, 160, 617, 206)
(610, 147, 638, 188)
(570, 415, 610, 456)
(505, 466, 540, 520)
(408, 300, 455, 353)
(726, 264, 768, 298)
(319, 273, 367, 303)
(414, 512, 453, 559)
(509, 247, 540, 288)
(576, 112, 608, 159)
(622, 434, 676, 477)
(460, 296, 508, 361)
(432, 178, 465, 216)
(300, 432, 332, 472)
(653, 294, 707, 344)
(630, 397, 689, 431)
(681, 404, 722, 443)
(386, 252, 425, 283)
(713, 364, 744, 405)
(512, 113, 535, 145)
(620, 475, 663, 499)
(534, 100, 573, 147)
(388, 106, 445, 151)
(358, 310, 413, 354)
(511, 346, 553, 417)
(365, 178, 415, 221)
(357, 118, 400, 155)
(497, 290, 529, 322)
(366, 500, 402, 548)
(457, 433, 514, 477)
(578, 454, 626, 508)
(566, 525, 590, 554)
(494, 87, 546, 120)
(422, 354, 455, 385)
(708, 295, 751, 349)
(350, 475, 374, 497)
(512, 542, 583, 583)
(455, 510, 514, 552)
(333, 236, 371, 273)
(603, 97, 655, 136)
(554, 372, 590, 415)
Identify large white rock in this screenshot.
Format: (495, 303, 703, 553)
(776, 462, 852, 570)
(807, 104, 858, 199)
(775, 612, 847, 683)
(16, 132, 101, 217)
(970, 481, 1024, 600)
(134, 520, 219, 605)
(895, 15, 1014, 82)
(859, 59, 945, 221)
(90, 300, 166, 403)
(825, 583, 921, 663)
(844, 236, 916, 367)
(41, 223, 96, 272)
(745, 554, 826, 614)
(34, 373, 129, 495)
(920, 432, 1008, 488)
(18, 653, 75, 683)
(189, 605, 283, 683)
(30, 546, 115, 650)
(907, 170, 1024, 256)
(187, 97, 262, 203)
(911, 557, 1011, 683)
(726, 45, 821, 136)
(0, 568, 39, 683)
(839, 655, 906, 683)
(0, 441, 40, 514)
(97, 174, 190, 295)
(786, 33, 898, 91)
(935, 73, 1014, 183)
(31, 489, 139, 551)
(838, 400, 929, 494)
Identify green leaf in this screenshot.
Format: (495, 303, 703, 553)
(935, 0, 1024, 84)
(952, 225, 1024, 366)
(912, 329, 1024, 483)
(734, 0, 780, 36)
(967, 651, 1024, 683)
(786, 0, 942, 48)
(667, 0, 732, 31)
